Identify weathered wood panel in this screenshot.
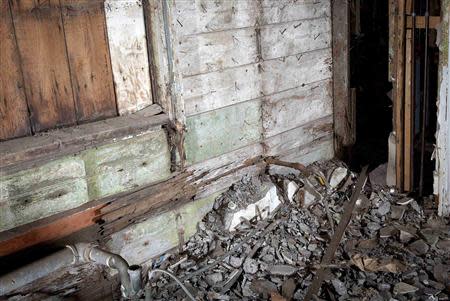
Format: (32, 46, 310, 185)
(264, 115, 333, 156)
(261, 0, 330, 25)
(185, 100, 262, 164)
(82, 129, 171, 199)
(183, 63, 261, 116)
(262, 48, 332, 95)
(61, 0, 117, 123)
(0, 1, 30, 141)
(261, 18, 331, 60)
(263, 80, 332, 138)
(184, 48, 331, 116)
(10, 0, 76, 132)
(174, 0, 330, 36)
(0, 158, 89, 232)
(104, 0, 153, 115)
(0, 107, 167, 172)
(178, 17, 330, 77)
(178, 28, 258, 76)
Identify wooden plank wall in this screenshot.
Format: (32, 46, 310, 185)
(1, 0, 156, 141)
(0, 1, 31, 141)
(62, 0, 117, 123)
(174, 0, 333, 166)
(1, 0, 118, 140)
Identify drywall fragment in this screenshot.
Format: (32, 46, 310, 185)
(393, 282, 419, 295)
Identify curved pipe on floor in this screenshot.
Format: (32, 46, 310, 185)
(0, 243, 140, 299)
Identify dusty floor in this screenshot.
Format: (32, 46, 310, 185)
(146, 160, 450, 301)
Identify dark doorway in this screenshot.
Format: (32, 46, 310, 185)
(348, 0, 392, 171)
(348, 0, 440, 196)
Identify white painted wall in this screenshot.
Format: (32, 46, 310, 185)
(435, 18, 450, 216)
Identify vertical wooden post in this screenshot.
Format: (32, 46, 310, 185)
(404, 29, 413, 191)
(394, 0, 407, 191)
(332, 0, 353, 159)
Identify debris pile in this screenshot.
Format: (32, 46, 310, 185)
(147, 160, 450, 300)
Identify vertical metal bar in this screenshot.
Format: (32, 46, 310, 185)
(419, 0, 430, 196)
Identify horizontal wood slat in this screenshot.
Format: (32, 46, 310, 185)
(0, 104, 167, 172)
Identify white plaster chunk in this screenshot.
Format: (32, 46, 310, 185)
(286, 181, 300, 203)
(304, 189, 318, 208)
(226, 184, 281, 232)
(329, 166, 348, 188)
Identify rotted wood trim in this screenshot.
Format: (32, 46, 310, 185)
(0, 104, 167, 173)
(0, 152, 263, 256)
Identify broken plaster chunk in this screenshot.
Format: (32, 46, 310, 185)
(331, 278, 348, 296)
(397, 225, 417, 243)
(393, 282, 419, 295)
(367, 222, 381, 231)
(377, 201, 391, 216)
(329, 167, 348, 189)
(243, 258, 258, 274)
(303, 189, 317, 208)
(285, 180, 300, 203)
(269, 264, 297, 276)
(250, 279, 278, 299)
(390, 205, 406, 220)
(436, 239, 450, 252)
(420, 229, 440, 245)
(379, 226, 398, 238)
(225, 183, 281, 231)
(229, 256, 244, 268)
(205, 272, 223, 286)
(408, 240, 429, 255)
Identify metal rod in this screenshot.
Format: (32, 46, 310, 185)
(419, 0, 430, 196)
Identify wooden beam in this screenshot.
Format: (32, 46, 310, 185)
(0, 105, 167, 172)
(394, 0, 407, 191)
(0, 153, 263, 255)
(406, 16, 440, 29)
(0, 205, 101, 256)
(332, 0, 353, 159)
(404, 29, 414, 191)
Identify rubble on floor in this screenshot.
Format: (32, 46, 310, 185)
(147, 160, 450, 301)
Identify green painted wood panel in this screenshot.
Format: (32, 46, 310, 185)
(185, 100, 262, 164)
